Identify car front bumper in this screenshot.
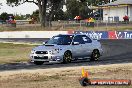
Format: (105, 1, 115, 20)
(30, 53, 63, 63)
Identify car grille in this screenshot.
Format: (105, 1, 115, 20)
(35, 51, 48, 54)
(34, 56, 48, 59)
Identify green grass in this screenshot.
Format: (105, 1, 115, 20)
(0, 43, 35, 64)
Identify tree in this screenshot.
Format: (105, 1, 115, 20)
(79, 1, 92, 19)
(66, 0, 92, 20)
(15, 14, 25, 20)
(32, 9, 39, 22)
(51, 9, 65, 20)
(66, 0, 80, 20)
(0, 3, 2, 8)
(6, 0, 63, 27)
(46, 0, 64, 26)
(0, 12, 8, 21)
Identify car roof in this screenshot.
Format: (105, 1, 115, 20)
(54, 34, 93, 40)
(57, 34, 87, 36)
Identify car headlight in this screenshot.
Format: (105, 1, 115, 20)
(51, 49, 59, 54)
(31, 50, 35, 54)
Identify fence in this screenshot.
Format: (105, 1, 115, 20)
(49, 17, 131, 30)
(0, 18, 131, 30)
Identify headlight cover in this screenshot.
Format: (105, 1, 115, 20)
(31, 50, 35, 54)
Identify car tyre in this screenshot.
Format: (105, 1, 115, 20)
(90, 49, 100, 61)
(34, 61, 44, 65)
(63, 51, 72, 64)
(79, 77, 90, 86)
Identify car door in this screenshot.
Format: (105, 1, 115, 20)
(71, 35, 86, 58)
(81, 35, 93, 56)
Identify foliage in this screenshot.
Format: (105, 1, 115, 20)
(32, 9, 39, 21)
(66, 0, 92, 20)
(47, 0, 64, 21)
(0, 12, 8, 21)
(15, 14, 25, 20)
(0, 12, 26, 21)
(7, 0, 28, 6)
(52, 9, 65, 20)
(6, 0, 64, 27)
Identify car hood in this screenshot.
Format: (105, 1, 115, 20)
(32, 44, 64, 51)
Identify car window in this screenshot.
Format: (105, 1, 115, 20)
(58, 35, 73, 45)
(73, 35, 92, 44)
(82, 35, 92, 43)
(73, 35, 85, 44)
(46, 35, 73, 45)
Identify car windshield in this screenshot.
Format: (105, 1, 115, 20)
(46, 35, 73, 45)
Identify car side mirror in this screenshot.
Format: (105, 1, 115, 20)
(43, 41, 48, 45)
(72, 42, 80, 45)
(43, 42, 46, 45)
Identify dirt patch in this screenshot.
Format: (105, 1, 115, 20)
(0, 63, 132, 88)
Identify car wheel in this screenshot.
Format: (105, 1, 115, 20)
(90, 49, 100, 61)
(63, 51, 72, 64)
(34, 61, 44, 65)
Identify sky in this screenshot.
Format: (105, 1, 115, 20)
(0, 0, 38, 15)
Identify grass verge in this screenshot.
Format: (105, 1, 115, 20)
(0, 43, 35, 64)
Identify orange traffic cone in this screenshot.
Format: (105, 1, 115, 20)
(80, 67, 91, 86)
(81, 67, 89, 78)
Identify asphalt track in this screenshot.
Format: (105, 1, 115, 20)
(0, 38, 132, 71)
